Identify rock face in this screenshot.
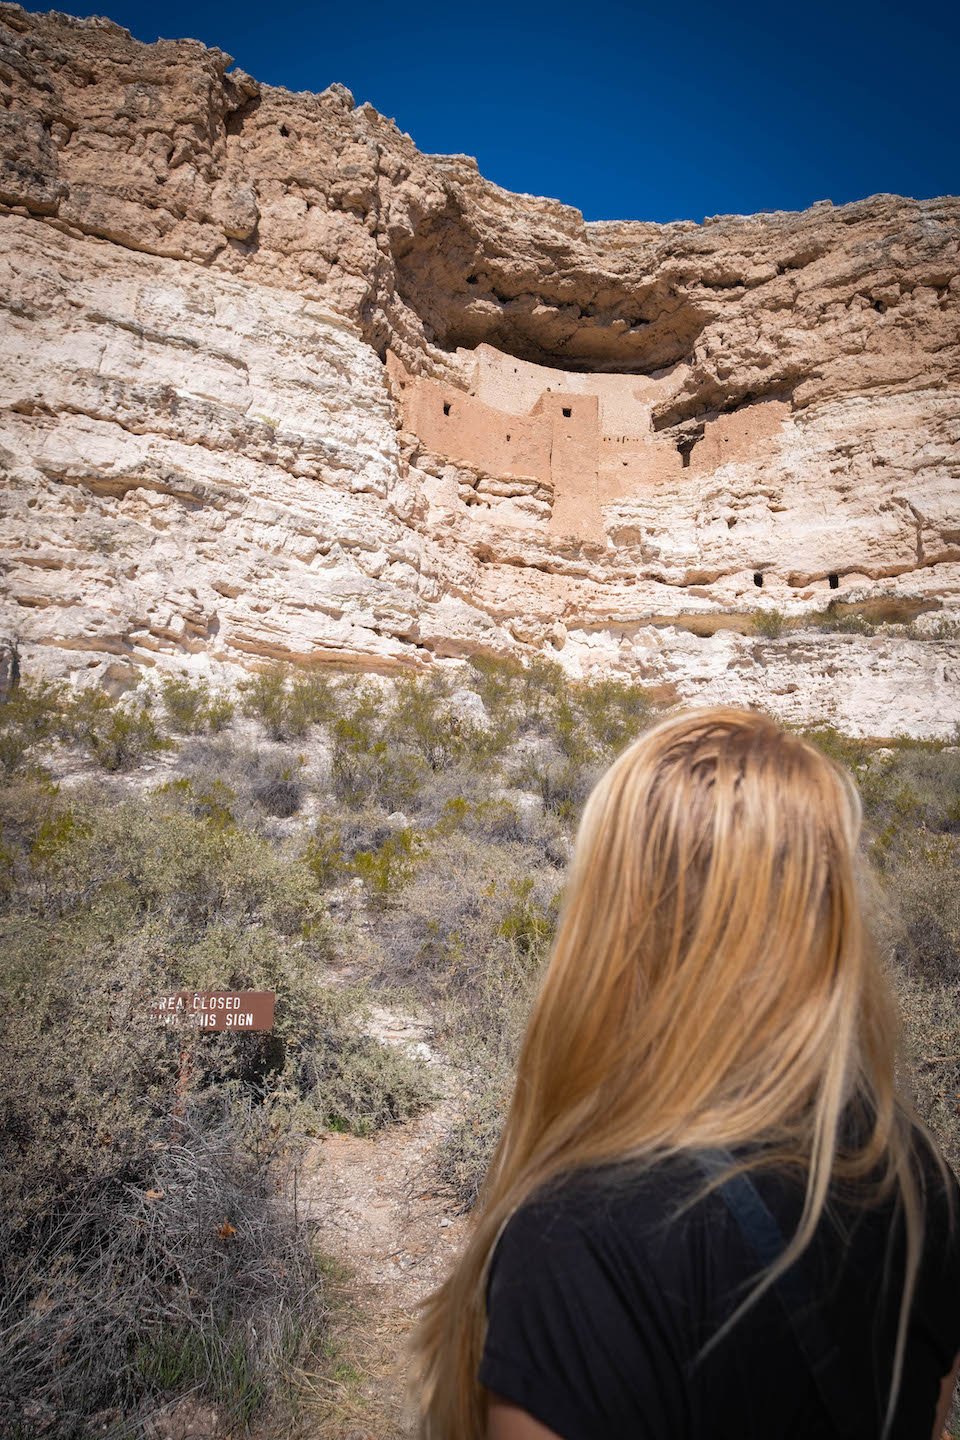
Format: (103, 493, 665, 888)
(0, 3, 958, 735)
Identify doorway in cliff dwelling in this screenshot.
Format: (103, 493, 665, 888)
(443, 402, 452, 416)
(754, 572, 764, 587)
(828, 573, 839, 589)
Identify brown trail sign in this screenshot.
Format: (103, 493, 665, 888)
(149, 991, 276, 1032)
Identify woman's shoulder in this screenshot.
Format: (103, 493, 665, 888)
(487, 1152, 743, 1302)
(490, 1130, 960, 1296)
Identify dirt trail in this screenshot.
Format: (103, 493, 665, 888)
(299, 1007, 469, 1439)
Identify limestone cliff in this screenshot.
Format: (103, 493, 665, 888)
(1, 3, 958, 735)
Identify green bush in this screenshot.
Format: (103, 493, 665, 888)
(753, 608, 786, 638)
(303, 815, 350, 889)
(351, 825, 426, 907)
(0, 679, 71, 775)
(155, 775, 238, 830)
(575, 677, 651, 751)
(161, 675, 234, 734)
(240, 666, 336, 741)
(436, 1079, 510, 1212)
(293, 986, 437, 1135)
(68, 690, 171, 771)
(803, 602, 878, 635)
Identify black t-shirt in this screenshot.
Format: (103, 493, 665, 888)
(480, 1139, 960, 1439)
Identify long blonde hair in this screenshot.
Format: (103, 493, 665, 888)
(411, 705, 939, 1439)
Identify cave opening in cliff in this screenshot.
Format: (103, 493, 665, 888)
(392, 214, 709, 375)
(754, 572, 764, 588)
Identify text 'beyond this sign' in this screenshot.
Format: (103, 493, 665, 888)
(149, 991, 276, 1032)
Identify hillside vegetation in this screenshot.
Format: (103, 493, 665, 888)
(1, 659, 957, 1438)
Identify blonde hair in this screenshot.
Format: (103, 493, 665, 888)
(411, 705, 943, 1439)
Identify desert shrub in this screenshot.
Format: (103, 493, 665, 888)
(329, 685, 436, 811)
(880, 834, 960, 985)
(292, 986, 437, 1134)
(753, 608, 786, 638)
(0, 781, 431, 1217)
(467, 651, 523, 700)
(926, 617, 960, 640)
(575, 676, 652, 751)
(804, 603, 878, 635)
(249, 752, 305, 818)
(239, 666, 336, 741)
(303, 814, 350, 889)
(420, 839, 556, 1209)
(514, 740, 600, 822)
(387, 673, 469, 771)
(801, 724, 871, 772)
(0, 1102, 324, 1439)
(161, 675, 234, 734)
(867, 746, 960, 837)
(155, 775, 238, 830)
(0, 678, 72, 775)
(68, 689, 171, 771)
(436, 1078, 510, 1212)
(174, 736, 315, 830)
(383, 832, 559, 1012)
(352, 825, 426, 908)
(466, 653, 524, 733)
(895, 971, 960, 1177)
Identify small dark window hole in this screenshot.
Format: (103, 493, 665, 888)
(828, 572, 839, 589)
(279, 124, 290, 137)
(753, 572, 764, 588)
(562, 406, 572, 418)
(506, 434, 511, 442)
(466, 274, 478, 285)
(443, 402, 451, 416)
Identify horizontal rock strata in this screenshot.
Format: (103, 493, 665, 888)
(1, 4, 958, 735)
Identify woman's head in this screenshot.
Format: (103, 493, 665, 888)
(509, 706, 885, 1172)
(412, 705, 918, 1440)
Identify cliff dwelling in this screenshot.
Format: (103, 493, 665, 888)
(387, 344, 790, 545)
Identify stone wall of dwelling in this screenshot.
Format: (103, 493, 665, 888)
(387, 345, 795, 540)
(387, 346, 689, 515)
(387, 349, 552, 484)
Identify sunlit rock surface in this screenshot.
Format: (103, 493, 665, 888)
(1, 4, 958, 734)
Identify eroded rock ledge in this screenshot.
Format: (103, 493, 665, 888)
(0, 4, 958, 736)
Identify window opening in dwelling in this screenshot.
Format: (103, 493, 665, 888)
(562, 406, 572, 418)
(753, 572, 764, 588)
(676, 435, 698, 469)
(443, 402, 451, 416)
(828, 573, 839, 589)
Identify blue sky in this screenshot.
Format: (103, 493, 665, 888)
(25, 0, 959, 223)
